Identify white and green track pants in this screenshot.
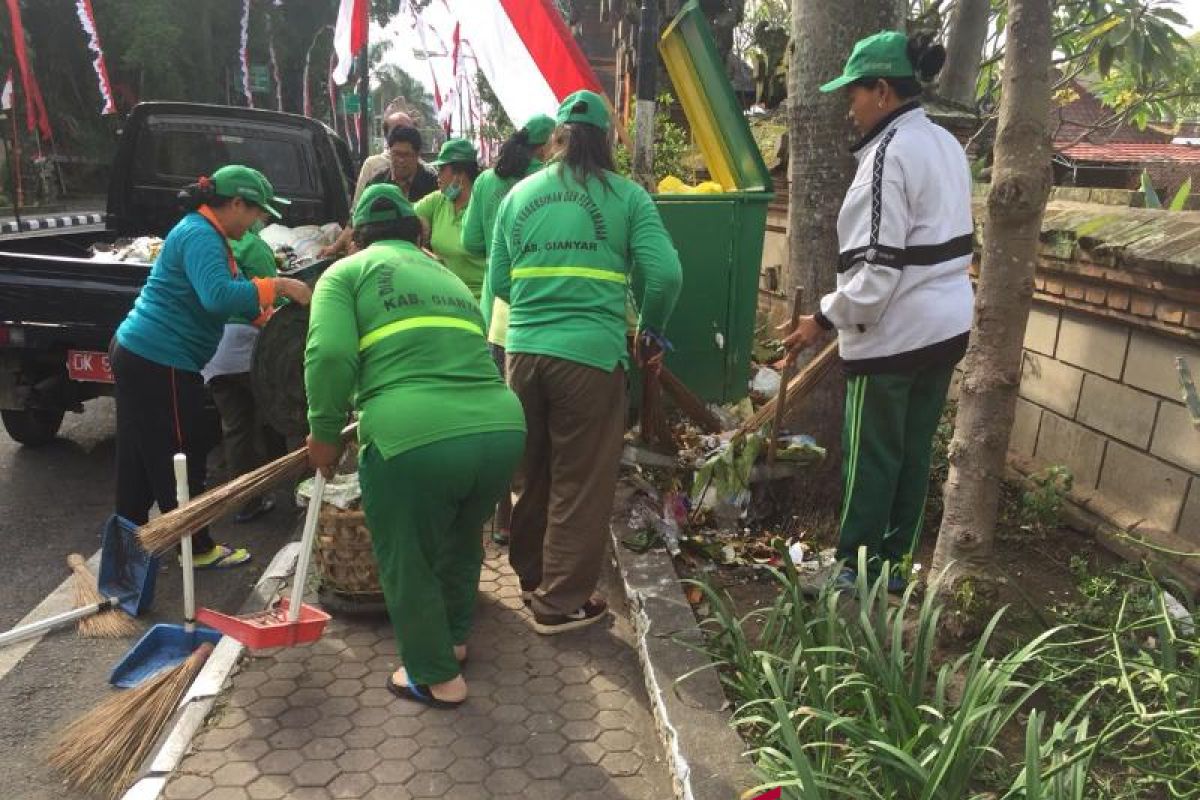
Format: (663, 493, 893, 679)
(835, 362, 956, 576)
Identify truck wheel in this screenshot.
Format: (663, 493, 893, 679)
(1, 407, 66, 447)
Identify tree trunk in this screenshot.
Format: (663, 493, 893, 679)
(785, 0, 902, 507)
(939, 0, 991, 107)
(931, 0, 1054, 585)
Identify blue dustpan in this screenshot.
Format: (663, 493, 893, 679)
(109, 623, 222, 688)
(109, 454, 221, 688)
(98, 515, 159, 617)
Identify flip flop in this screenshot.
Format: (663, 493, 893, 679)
(386, 675, 463, 710)
(191, 545, 252, 570)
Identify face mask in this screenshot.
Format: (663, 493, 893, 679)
(442, 182, 462, 202)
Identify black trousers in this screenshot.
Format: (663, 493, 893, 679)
(112, 343, 216, 553)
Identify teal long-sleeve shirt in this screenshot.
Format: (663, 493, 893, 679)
(484, 164, 683, 371)
(117, 213, 264, 371)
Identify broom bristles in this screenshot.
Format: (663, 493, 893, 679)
(49, 642, 214, 800)
(137, 447, 310, 555)
(68, 554, 139, 639)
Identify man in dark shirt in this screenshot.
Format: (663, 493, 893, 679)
(323, 127, 438, 257)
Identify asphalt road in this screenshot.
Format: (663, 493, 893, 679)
(0, 398, 300, 799)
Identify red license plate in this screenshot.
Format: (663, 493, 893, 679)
(67, 350, 114, 383)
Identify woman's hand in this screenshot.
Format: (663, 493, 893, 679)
(634, 330, 667, 375)
(779, 315, 826, 366)
(274, 277, 313, 306)
(306, 435, 343, 480)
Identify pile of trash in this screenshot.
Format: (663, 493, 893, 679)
(259, 222, 342, 269)
(620, 472, 837, 576)
(87, 222, 343, 268)
(89, 237, 165, 264)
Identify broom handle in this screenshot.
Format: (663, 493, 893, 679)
(289, 471, 326, 623)
(768, 289, 804, 468)
(174, 454, 195, 634)
(0, 601, 121, 648)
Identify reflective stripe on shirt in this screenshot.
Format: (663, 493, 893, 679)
(358, 315, 484, 352)
(511, 266, 627, 284)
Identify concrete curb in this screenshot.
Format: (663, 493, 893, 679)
(121, 543, 300, 800)
(609, 491, 757, 800)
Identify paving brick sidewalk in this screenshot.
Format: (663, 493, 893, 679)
(163, 543, 675, 800)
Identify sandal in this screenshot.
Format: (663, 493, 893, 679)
(191, 544, 252, 570)
(386, 675, 464, 710)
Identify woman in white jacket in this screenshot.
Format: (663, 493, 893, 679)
(784, 31, 974, 592)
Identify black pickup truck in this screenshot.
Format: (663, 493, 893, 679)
(0, 103, 354, 445)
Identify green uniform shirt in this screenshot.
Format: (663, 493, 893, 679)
(414, 191, 486, 299)
(485, 164, 683, 371)
(467, 161, 544, 348)
(304, 240, 525, 460)
(228, 231, 278, 325)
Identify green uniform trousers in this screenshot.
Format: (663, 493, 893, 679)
(835, 362, 955, 575)
(359, 431, 524, 685)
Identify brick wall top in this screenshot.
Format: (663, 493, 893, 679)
(972, 198, 1200, 280)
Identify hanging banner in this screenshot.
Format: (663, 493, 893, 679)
(332, 0, 368, 86)
(409, 4, 445, 111)
(442, 0, 603, 125)
(240, 0, 254, 107)
(74, 0, 117, 115)
(5, 0, 52, 139)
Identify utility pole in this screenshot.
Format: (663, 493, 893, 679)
(632, 0, 657, 188)
(357, 29, 370, 163)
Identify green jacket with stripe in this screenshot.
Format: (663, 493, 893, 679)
(485, 164, 683, 371)
(304, 239, 525, 460)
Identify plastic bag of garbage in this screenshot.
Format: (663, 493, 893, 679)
(296, 472, 361, 510)
(691, 433, 765, 521)
(750, 367, 781, 398)
(774, 434, 826, 465)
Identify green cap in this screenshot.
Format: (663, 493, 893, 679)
(556, 90, 609, 131)
(210, 164, 290, 219)
(431, 138, 478, 167)
(521, 114, 557, 145)
(352, 183, 417, 227)
(820, 31, 914, 93)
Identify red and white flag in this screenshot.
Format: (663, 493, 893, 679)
(74, 0, 117, 115)
(5, 0, 51, 139)
(1, 71, 12, 112)
(442, 0, 604, 125)
(332, 0, 368, 86)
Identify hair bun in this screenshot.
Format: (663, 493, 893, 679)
(907, 32, 946, 82)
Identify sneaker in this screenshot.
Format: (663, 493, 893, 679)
(532, 597, 609, 635)
(833, 568, 858, 592)
(234, 496, 275, 524)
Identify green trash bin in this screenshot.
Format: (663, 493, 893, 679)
(644, 1, 774, 405)
(655, 192, 772, 404)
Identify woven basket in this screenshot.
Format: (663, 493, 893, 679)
(313, 502, 381, 597)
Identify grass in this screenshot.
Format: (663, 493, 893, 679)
(676, 398, 1200, 798)
(687, 552, 1200, 798)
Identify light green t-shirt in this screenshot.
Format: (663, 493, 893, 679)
(414, 191, 486, 299)
(485, 164, 683, 372)
(304, 239, 525, 459)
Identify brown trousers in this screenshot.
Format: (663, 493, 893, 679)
(506, 354, 626, 616)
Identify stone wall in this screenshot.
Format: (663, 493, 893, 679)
(758, 189, 1200, 564)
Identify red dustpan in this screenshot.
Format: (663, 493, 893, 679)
(197, 471, 331, 649)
